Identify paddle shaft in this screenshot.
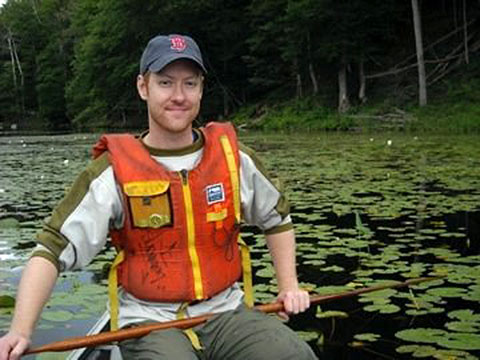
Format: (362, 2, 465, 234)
(26, 276, 441, 354)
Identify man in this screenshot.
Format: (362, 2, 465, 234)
(0, 34, 316, 359)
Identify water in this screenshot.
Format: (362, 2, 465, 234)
(1, 132, 479, 359)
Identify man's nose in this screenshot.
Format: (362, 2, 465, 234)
(171, 83, 186, 102)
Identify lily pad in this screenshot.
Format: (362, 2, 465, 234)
(437, 333, 480, 350)
(426, 287, 467, 298)
(395, 328, 448, 344)
(296, 330, 320, 342)
(447, 309, 480, 322)
(0, 218, 20, 228)
(316, 310, 349, 319)
(0, 295, 15, 308)
(354, 333, 380, 342)
(363, 304, 401, 314)
(41, 310, 74, 322)
(445, 322, 479, 333)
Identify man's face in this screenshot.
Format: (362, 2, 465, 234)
(137, 60, 203, 136)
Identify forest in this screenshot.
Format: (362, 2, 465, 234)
(0, 0, 479, 132)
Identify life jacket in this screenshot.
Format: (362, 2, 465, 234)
(92, 122, 249, 306)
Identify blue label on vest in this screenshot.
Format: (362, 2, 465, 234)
(206, 183, 225, 204)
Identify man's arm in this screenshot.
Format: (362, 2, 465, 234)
(0, 257, 58, 360)
(266, 229, 310, 318)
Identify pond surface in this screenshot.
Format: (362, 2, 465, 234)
(0, 132, 479, 359)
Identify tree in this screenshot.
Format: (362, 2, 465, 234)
(35, 0, 73, 129)
(0, 0, 42, 124)
(411, 0, 427, 106)
(66, 0, 142, 129)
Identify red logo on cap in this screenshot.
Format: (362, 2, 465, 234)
(170, 36, 187, 52)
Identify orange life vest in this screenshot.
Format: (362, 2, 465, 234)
(93, 122, 243, 302)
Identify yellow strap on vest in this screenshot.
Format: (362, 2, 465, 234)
(220, 135, 254, 308)
(180, 171, 204, 300)
(206, 208, 228, 222)
(108, 250, 125, 331)
(177, 303, 203, 350)
(238, 236, 254, 307)
(220, 136, 241, 223)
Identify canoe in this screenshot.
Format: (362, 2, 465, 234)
(66, 312, 122, 360)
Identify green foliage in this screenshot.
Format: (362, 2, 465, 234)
(0, 295, 15, 308)
(232, 97, 356, 131)
(0, 0, 479, 131)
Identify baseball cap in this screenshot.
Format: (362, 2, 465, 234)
(139, 34, 207, 75)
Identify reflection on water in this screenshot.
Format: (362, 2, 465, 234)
(1, 132, 479, 359)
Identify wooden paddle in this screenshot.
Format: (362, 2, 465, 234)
(25, 276, 443, 354)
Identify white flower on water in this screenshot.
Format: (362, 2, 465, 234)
(369, 138, 374, 142)
(387, 140, 392, 146)
(63, 159, 69, 165)
(0, 189, 5, 193)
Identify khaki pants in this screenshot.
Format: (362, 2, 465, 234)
(120, 305, 317, 360)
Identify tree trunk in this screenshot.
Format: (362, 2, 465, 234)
(338, 55, 350, 113)
(453, 0, 458, 30)
(463, 0, 469, 64)
(7, 36, 17, 88)
(411, 0, 427, 106)
(309, 63, 318, 95)
(296, 74, 303, 98)
(358, 61, 367, 104)
(305, 31, 318, 95)
(294, 58, 302, 98)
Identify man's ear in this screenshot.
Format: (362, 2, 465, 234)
(137, 74, 148, 100)
(199, 76, 205, 99)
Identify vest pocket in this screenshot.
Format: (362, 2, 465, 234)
(123, 180, 172, 228)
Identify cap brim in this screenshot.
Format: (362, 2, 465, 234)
(148, 54, 207, 74)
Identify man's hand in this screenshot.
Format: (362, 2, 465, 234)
(277, 288, 310, 321)
(0, 331, 30, 360)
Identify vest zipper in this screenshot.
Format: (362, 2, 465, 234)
(179, 169, 204, 300)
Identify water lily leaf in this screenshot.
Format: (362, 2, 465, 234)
(426, 287, 467, 298)
(445, 322, 479, 333)
(303, 260, 326, 266)
(411, 279, 445, 289)
(315, 286, 351, 295)
(36, 352, 67, 359)
(462, 288, 480, 302)
(316, 310, 349, 319)
(0, 218, 20, 228)
(255, 267, 274, 278)
(437, 333, 480, 350)
(358, 297, 391, 305)
(406, 309, 429, 316)
(321, 265, 344, 272)
(296, 330, 320, 342)
(439, 232, 466, 238)
(412, 345, 437, 357)
(447, 309, 480, 322)
(354, 333, 380, 342)
(433, 349, 479, 360)
(396, 344, 420, 354)
(0, 295, 15, 308)
(359, 288, 397, 299)
(395, 328, 448, 343)
(363, 304, 400, 314)
(41, 310, 74, 322)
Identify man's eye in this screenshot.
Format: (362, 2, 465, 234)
(158, 80, 172, 86)
(185, 81, 198, 88)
